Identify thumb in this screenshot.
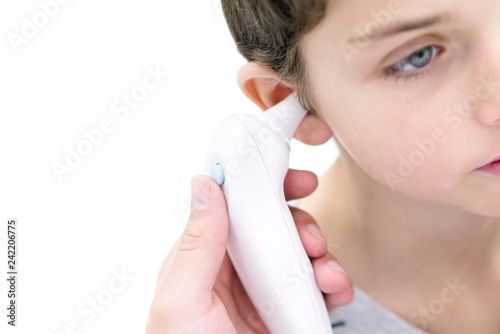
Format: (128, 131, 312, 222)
(166, 175, 229, 300)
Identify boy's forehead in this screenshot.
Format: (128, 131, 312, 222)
(321, 0, 465, 40)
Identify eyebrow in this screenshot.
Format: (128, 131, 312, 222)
(347, 14, 451, 45)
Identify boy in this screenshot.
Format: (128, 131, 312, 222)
(147, 0, 500, 332)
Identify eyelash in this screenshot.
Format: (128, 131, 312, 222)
(383, 45, 443, 83)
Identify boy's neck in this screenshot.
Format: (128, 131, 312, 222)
(299, 148, 500, 294)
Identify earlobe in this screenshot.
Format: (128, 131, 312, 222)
(237, 62, 333, 145)
(294, 114, 333, 145)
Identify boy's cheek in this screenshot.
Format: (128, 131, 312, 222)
(326, 106, 460, 195)
(352, 133, 455, 196)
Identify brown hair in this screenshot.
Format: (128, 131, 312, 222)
(221, 0, 326, 113)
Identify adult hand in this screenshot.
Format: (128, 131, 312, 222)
(146, 169, 353, 333)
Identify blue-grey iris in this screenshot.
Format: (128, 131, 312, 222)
(409, 46, 433, 68)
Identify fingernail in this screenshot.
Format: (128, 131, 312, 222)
(326, 259, 345, 273)
(306, 224, 324, 240)
(191, 176, 213, 210)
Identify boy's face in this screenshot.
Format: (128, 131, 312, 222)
(300, 0, 500, 216)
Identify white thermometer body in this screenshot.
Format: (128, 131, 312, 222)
(206, 94, 333, 334)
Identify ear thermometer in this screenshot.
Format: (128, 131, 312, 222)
(206, 93, 333, 333)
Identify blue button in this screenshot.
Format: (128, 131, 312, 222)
(210, 163, 225, 185)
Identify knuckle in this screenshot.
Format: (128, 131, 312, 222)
(310, 240, 327, 257)
(179, 218, 208, 252)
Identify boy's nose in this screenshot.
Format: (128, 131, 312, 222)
(474, 77, 500, 126)
(476, 106, 500, 127)
(473, 37, 500, 126)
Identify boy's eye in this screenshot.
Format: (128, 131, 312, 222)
(385, 45, 442, 76)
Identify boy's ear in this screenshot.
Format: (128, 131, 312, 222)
(237, 62, 333, 145)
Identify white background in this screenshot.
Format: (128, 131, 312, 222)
(0, 1, 337, 333)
